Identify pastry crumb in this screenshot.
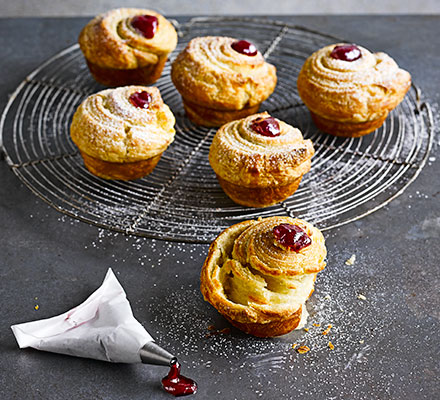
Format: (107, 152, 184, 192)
(345, 254, 356, 265)
(297, 345, 310, 354)
(313, 323, 321, 327)
(328, 341, 334, 350)
(357, 294, 367, 301)
(34, 305, 39, 310)
(206, 326, 230, 337)
(359, 339, 365, 344)
(292, 343, 299, 349)
(303, 327, 309, 332)
(322, 324, 332, 335)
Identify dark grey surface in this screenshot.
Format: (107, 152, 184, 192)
(0, 16, 439, 400)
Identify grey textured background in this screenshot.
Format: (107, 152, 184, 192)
(0, 14, 439, 400)
(1, 0, 440, 16)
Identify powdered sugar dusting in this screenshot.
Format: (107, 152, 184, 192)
(2, 20, 433, 243)
(135, 233, 434, 399)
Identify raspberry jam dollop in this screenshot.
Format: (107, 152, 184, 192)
(131, 15, 158, 39)
(273, 224, 312, 252)
(161, 361, 198, 397)
(330, 44, 361, 61)
(231, 40, 258, 56)
(129, 91, 152, 109)
(251, 117, 280, 137)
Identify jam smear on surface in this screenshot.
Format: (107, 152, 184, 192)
(161, 361, 198, 397)
(131, 15, 158, 39)
(273, 224, 312, 252)
(231, 40, 258, 56)
(330, 44, 362, 61)
(251, 117, 280, 137)
(129, 91, 152, 109)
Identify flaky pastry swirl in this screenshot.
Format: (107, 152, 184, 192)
(209, 112, 314, 187)
(171, 36, 277, 110)
(200, 217, 326, 333)
(79, 8, 177, 69)
(70, 86, 175, 163)
(297, 43, 411, 123)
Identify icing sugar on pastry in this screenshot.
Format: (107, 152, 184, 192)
(70, 86, 175, 180)
(80, 8, 177, 69)
(200, 217, 327, 337)
(297, 43, 411, 137)
(171, 36, 277, 126)
(209, 112, 314, 207)
(79, 8, 177, 86)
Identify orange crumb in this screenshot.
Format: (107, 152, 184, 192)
(297, 345, 310, 354)
(328, 341, 334, 350)
(206, 326, 230, 337)
(322, 324, 333, 335)
(303, 328, 309, 332)
(34, 305, 39, 310)
(313, 323, 321, 327)
(292, 343, 299, 349)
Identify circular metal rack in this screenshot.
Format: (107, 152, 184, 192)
(0, 17, 434, 243)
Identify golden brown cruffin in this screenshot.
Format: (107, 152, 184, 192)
(297, 43, 411, 137)
(78, 8, 177, 86)
(200, 216, 327, 337)
(70, 86, 175, 180)
(171, 36, 277, 127)
(209, 112, 314, 207)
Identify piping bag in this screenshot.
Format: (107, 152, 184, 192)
(11, 268, 176, 367)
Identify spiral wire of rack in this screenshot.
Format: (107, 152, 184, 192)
(0, 17, 434, 243)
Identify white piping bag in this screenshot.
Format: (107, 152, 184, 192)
(11, 268, 175, 366)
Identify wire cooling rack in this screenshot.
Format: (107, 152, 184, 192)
(0, 17, 434, 243)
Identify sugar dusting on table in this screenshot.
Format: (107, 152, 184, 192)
(139, 234, 411, 399)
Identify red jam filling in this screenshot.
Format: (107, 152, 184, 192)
(251, 117, 280, 137)
(129, 91, 152, 109)
(231, 40, 258, 56)
(161, 361, 198, 397)
(273, 224, 312, 252)
(131, 15, 158, 39)
(330, 44, 361, 61)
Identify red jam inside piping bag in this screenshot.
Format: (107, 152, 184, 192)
(330, 44, 361, 61)
(231, 40, 258, 56)
(129, 91, 152, 109)
(251, 116, 281, 137)
(131, 15, 158, 39)
(273, 224, 312, 252)
(161, 361, 198, 397)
